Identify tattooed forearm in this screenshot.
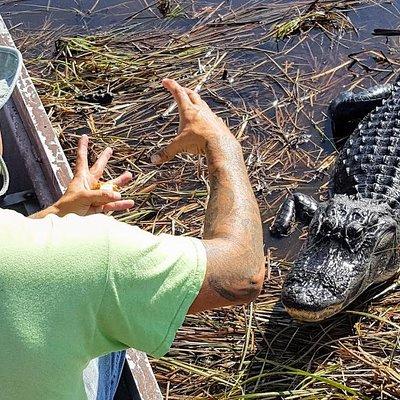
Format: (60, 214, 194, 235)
(203, 170, 235, 238)
(202, 137, 265, 303)
(157, 79, 264, 313)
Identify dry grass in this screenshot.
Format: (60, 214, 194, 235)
(12, 0, 400, 398)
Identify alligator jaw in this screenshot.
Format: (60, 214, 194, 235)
(284, 302, 343, 322)
(283, 292, 345, 322)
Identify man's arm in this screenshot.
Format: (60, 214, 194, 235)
(152, 79, 265, 313)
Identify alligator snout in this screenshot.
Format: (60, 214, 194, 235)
(282, 281, 345, 322)
(281, 241, 365, 322)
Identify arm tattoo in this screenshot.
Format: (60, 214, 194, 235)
(203, 140, 264, 302)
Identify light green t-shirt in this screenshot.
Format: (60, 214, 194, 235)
(0, 208, 206, 399)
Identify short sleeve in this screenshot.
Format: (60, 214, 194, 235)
(93, 218, 206, 358)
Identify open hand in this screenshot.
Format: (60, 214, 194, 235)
(55, 135, 134, 216)
(151, 79, 235, 164)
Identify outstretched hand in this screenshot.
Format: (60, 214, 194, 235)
(151, 78, 234, 165)
(54, 135, 134, 217)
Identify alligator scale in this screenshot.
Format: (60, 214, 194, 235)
(271, 82, 400, 322)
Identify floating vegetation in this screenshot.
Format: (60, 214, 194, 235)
(13, 0, 400, 398)
(273, 9, 353, 40)
(271, 0, 359, 40)
(157, 0, 184, 19)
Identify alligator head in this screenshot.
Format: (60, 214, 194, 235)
(282, 195, 399, 322)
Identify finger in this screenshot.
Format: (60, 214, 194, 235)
(110, 171, 133, 188)
(87, 189, 122, 206)
(75, 135, 89, 173)
(201, 99, 211, 110)
(151, 135, 185, 165)
(87, 205, 104, 215)
(185, 88, 202, 105)
(102, 200, 135, 213)
(162, 78, 192, 109)
(90, 147, 113, 179)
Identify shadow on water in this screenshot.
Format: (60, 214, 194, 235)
(248, 303, 355, 393)
(246, 277, 397, 395)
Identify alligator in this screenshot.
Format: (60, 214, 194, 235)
(270, 81, 400, 322)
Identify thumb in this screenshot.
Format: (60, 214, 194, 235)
(151, 135, 185, 165)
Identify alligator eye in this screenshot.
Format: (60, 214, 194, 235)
(346, 222, 363, 239)
(368, 213, 379, 226)
(351, 210, 365, 221)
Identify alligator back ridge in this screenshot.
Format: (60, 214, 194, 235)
(333, 82, 400, 208)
